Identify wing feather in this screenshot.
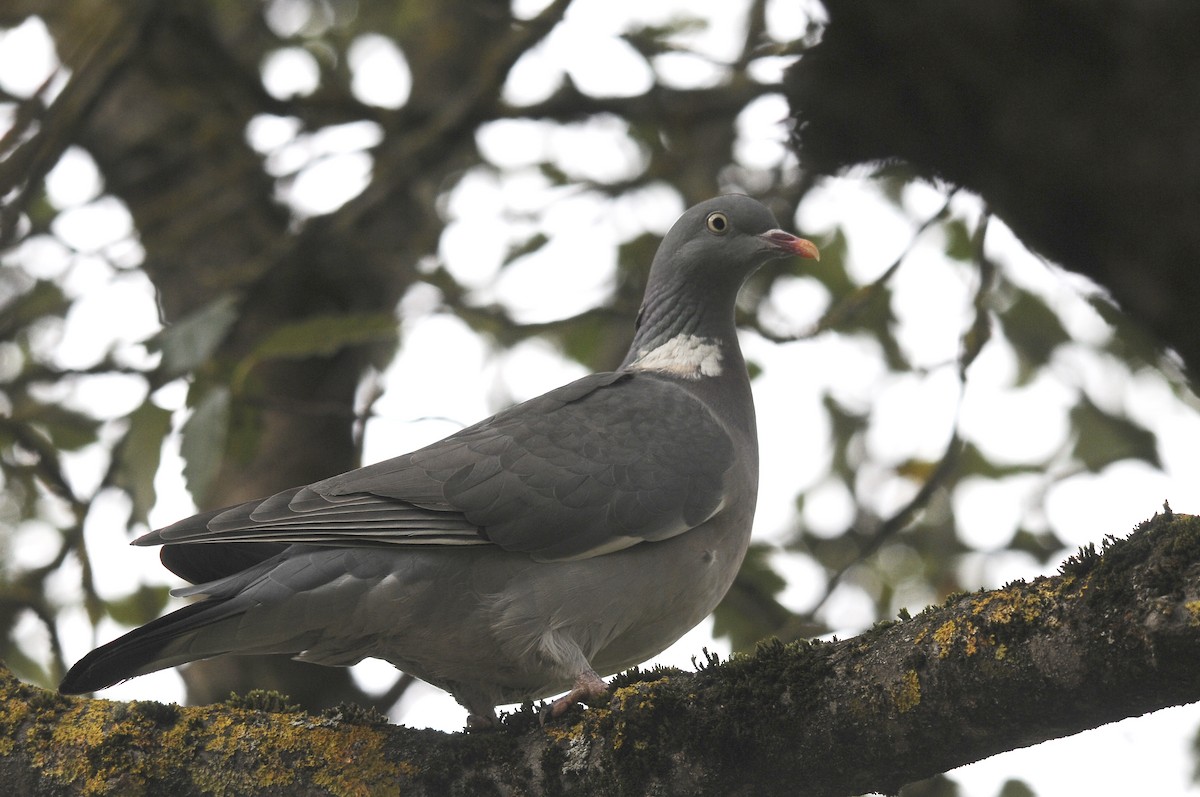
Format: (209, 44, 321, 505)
(137, 370, 738, 563)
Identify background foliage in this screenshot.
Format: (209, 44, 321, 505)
(1, 1, 1195, 793)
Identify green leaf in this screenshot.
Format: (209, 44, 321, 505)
(957, 441, 1048, 478)
(2, 635, 54, 688)
(501, 232, 550, 268)
(0, 278, 68, 338)
(537, 162, 570, 186)
(998, 779, 1037, 797)
(1069, 396, 1161, 472)
(620, 16, 706, 58)
(112, 401, 173, 526)
(994, 287, 1070, 381)
(557, 312, 626, 371)
(802, 227, 855, 299)
(232, 312, 398, 391)
(154, 294, 241, 378)
(824, 393, 869, 480)
(870, 162, 923, 204)
(180, 386, 231, 506)
(106, 584, 173, 626)
(21, 402, 101, 452)
(249, 312, 398, 360)
(713, 543, 792, 652)
(1009, 528, 1067, 564)
(943, 217, 974, 262)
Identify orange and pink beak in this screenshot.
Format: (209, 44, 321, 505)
(760, 230, 820, 261)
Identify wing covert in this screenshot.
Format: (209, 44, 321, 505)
(137, 371, 738, 563)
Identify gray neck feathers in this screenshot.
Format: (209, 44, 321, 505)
(622, 279, 740, 377)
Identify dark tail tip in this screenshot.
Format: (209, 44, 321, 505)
(59, 600, 223, 694)
(59, 644, 130, 694)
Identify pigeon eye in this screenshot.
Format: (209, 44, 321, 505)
(705, 212, 729, 235)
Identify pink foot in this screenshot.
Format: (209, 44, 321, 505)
(465, 712, 498, 732)
(547, 670, 609, 720)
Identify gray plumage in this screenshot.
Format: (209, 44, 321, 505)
(59, 195, 819, 727)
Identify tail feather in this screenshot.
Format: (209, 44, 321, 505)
(59, 598, 235, 695)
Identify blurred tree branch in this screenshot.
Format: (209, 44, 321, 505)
(0, 3, 155, 247)
(785, 0, 1200, 383)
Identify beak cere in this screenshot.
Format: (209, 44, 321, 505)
(760, 229, 821, 261)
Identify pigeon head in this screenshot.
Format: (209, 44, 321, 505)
(624, 194, 819, 375)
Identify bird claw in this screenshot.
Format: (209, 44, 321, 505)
(540, 670, 609, 724)
(465, 712, 499, 732)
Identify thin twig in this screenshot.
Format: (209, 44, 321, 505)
(800, 198, 989, 619)
(755, 189, 959, 344)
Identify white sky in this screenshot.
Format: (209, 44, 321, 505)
(4, 6, 1200, 794)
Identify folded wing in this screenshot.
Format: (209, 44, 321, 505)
(139, 371, 735, 563)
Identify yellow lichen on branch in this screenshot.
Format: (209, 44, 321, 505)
(0, 668, 412, 796)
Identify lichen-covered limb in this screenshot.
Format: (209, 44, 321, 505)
(4, 510, 1200, 796)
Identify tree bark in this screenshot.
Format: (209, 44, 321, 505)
(4, 509, 1198, 795)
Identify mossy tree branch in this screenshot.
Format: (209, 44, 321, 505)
(3, 509, 1199, 795)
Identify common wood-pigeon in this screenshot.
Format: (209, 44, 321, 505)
(59, 194, 819, 728)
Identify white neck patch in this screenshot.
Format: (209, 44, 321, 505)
(629, 333, 723, 379)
